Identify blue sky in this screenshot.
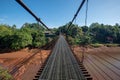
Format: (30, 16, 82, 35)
(0, 0, 120, 28)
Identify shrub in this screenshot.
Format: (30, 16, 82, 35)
(0, 67, 14, 80)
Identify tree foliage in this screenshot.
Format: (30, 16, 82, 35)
(89, 23, 120, 43)
(56, 22, 120, 45)
(0, 23, 47, 51)
(10, 31, 32, 50)
(0, 22, 120, 50)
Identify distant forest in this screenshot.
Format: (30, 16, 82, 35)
(55, 22, 120, 46)
(0, 22, 120, 51)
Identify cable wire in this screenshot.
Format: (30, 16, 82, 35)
(67, 0, 86, 31)
(85, 0, 88, 26)
(16, 0, 50, 31)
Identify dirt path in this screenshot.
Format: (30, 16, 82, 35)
(0, 48, 50, 80)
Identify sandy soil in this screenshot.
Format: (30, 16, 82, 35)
(0, 48, 50, 80)
(73, 46, 120, 80)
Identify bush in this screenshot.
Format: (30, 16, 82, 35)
(0, 67, 14, 80)
(67, 36, 75, 45)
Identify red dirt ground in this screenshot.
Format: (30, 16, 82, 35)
(1, 46, 120, 80)
(0, 48, 50, 80)
(73, 46, 120, 80)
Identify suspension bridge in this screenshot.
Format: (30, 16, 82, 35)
(37, 35, 91, 80)
(15, 0, 91, 80)
(13, 0, 120, 80)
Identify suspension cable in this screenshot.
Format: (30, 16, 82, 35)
(67, 0, 86, 31)
(16, 0, 50, 31)
(81, 0, 89, 64)
(85, 0, 88, 26)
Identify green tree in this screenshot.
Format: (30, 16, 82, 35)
(10, 31, 32, 50)
(32, 31, 46, 47)
(0, 24, 13, 49)
(21, 23, 46, 48)
(79, 35, 91, 63)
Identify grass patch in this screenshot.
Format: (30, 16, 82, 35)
(90, 43, 103, 48)
(0, 67, 14, 80)
(104, 44, 120, 47)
